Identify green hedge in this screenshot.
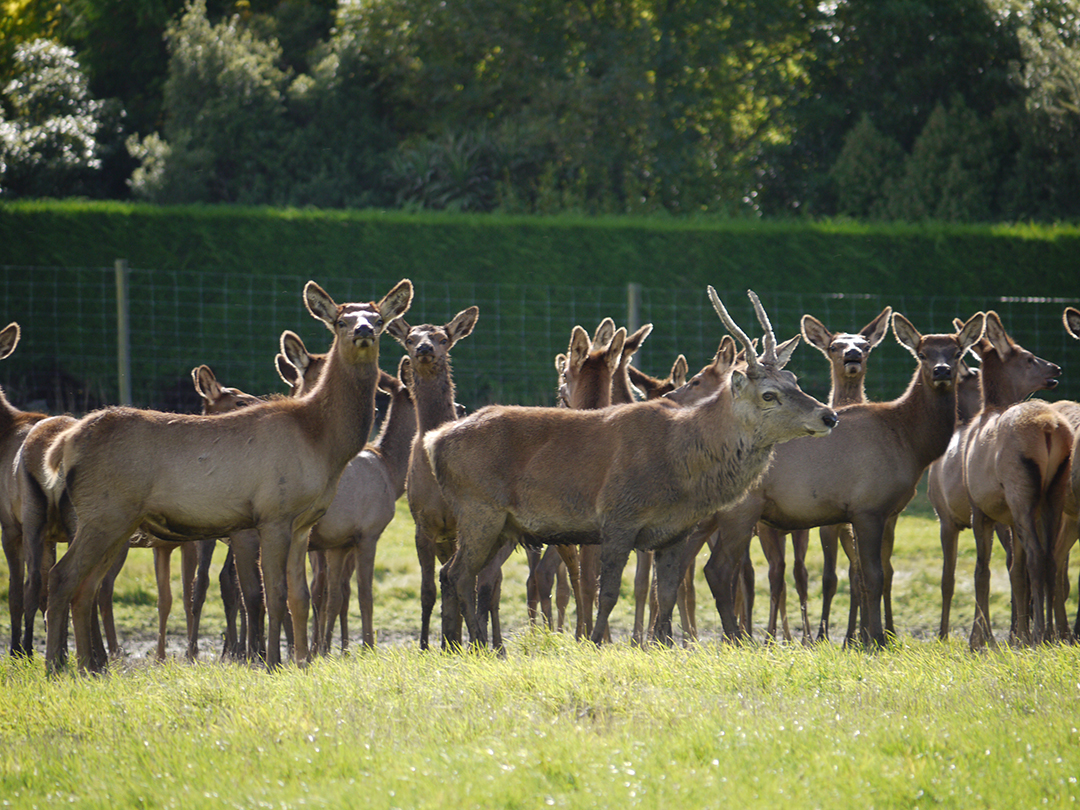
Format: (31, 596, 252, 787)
(2, 202, 1079, 415)
(3, 201, 1079, 297)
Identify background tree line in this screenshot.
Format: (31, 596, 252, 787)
(1, 0, 1078, 221)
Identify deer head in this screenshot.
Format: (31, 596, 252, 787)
(191, 365, 262, 415)
(386, 305, 480, 379)
(305, 279, 413, 366)
(892, 311, 985, 390)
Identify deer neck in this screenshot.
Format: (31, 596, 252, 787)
(693, 388, 776, 506)
(611, 363, 636, 406)
(302, 340, 380, 469)
(889, 372, 957, 469)
(572, 369, 614, 410)
(829, 373, 866, 408)
(372, 391, 416, 497)
(411, 358, 458, 434)
(977, 352, 1023, 412)
(0, 390, 18, 435)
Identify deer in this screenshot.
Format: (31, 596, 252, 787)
(1053, 306, 1080, 640)
(385, 305, 495, 651)
(425, 288, 838, 649)
(527, 319, 625, 639)
(963, 311, 1070, 648)
(0, 323, 50, 658)
(41, 279, 413, 672)
(698, 311, 985, 647)
(303, 356, 416, 653)
(927, 315, 1055, 640)
(755, 306, 892, 644)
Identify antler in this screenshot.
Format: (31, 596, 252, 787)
(747, 290, 777, 363)
(708, 286, 771, 371)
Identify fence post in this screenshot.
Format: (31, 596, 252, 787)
(115, 259, 132, 406)
(627, 282, 642, 366)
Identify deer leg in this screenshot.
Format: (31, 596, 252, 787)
(554, 544, 586, 639)
(969, 508, 997, 650)
(96, 545, 126, 658)
(338, 549, 353, 654)
(180, 542, 200, 660)
(651, 541, 687, 646)
(703, 530, 753, 642)
(882, 514, 898, 637)
(188, 539, 216, 660)
(308, 550, 327, 654)
(817, 524, 839, 642)
(1052, 516, 1076, 641)
(318, 548, 349, 655)
(257, 523, 293, 670)
(758, 525, 785, 642)
(555, 559, 570, 633)
(838, 523, 861, 647)
(524, 544, 542, 627)
(591, 537, 635, 645)
(849, 513, 887, 647)
(791, 529, 812, 644)
(416, 531, 439, 651)
(2, 523, 27, 656)
(219, 547, 241, 659)
(631, 550, 653, 647)
(478, 544, 514, 654)
(231, 530, 264, 661)
(285, 530, 311, 665)
(153, 546, 174, 661)
(347, 541, 374, 650)
(577, 545, 600, 638)
(938, 516, 961, 640)
(533, 547, 558, 630)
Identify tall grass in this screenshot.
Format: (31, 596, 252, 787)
(1, 504, 1078, 808)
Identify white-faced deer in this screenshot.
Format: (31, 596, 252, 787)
(963, 311, 1068, 648)
(0, 323, 50, 657)
(756, 306, 892, 643)
(42, 280, 412, 672)
(700, 312, 985, 647)
(426, 288, 837, 649)
(385, 305, 487, 650)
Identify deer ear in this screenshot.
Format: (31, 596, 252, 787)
(554, 353, 568, 376)
(956, 312, 986, 353)
(379, 279, 414, 324)
(622, 323, 652, 357)
(592, 317, 616, 348)
(386, 317, 410, 345)
(891, 313, 922, 357)
(715, 335, 737, 371)
(605, 328, 627, 375)
(276, 354, 299, 387)
(446, 306, 479, 346)
(775, 335, 801, 369)
(191, 365, 221, 401)
(800, 314, 831, 354)
(568, 326, 591, 370)
(982, 312, 1012, 358)
(304, 281, 338, 328)
(730, 368, 749, 397)
(398, 356, 413, 390)
(672, 354, 688, 387)
(862, 306, 892, 347)
(280, 330, 310, 372)
(1065, 307, 1080, 340)
(0, 323, 19, 360)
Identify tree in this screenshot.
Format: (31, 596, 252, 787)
(0, 38, 117, 198)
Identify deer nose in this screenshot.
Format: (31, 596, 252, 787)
(932, 364, 952, 382)
(416, 343, 433, 356)
(843, 348, 862, 363)
(353, 324, 374, 339)
(823, 412, 838, 429)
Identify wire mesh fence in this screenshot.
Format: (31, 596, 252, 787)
(3, 264, 1079, 417)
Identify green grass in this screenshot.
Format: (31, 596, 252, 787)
(1, 500, 1079, 808)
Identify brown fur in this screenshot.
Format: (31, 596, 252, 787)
(426, 289, 837, 648)
(700, 312, 985, 647)
(0, 323, 50, 657)
(42, 280, 412, 672)
(386, 305, 481, 650)
(963, 312, 1070, 648)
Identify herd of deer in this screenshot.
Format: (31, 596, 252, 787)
(2, 278, 1079, 674)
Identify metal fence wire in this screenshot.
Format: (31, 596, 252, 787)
(3, 265, 1079, 417)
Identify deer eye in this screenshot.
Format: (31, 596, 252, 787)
(763, 392, 777, 402)
(376, 318, 384, 327)
(337, 320, 346, 328)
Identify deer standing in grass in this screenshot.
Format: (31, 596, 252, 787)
(700, 312, 985, 647)
(385, 306, 490, 650)
(43, 280, 412, 672)
(0, 323, 50, 656)
(928, 316, 1055, 640)
(305, 357, 416, 652)
(426, 288, 837, 649)
(755, 307, 891, 643)
(528, 319, 625, 638)
(963, 311, 1069, 648)
(1052, 306, 1080, 639)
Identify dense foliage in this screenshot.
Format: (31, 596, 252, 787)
(1, 0, 1079, 221)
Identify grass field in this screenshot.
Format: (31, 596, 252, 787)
(2, 496, 1079, 808)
